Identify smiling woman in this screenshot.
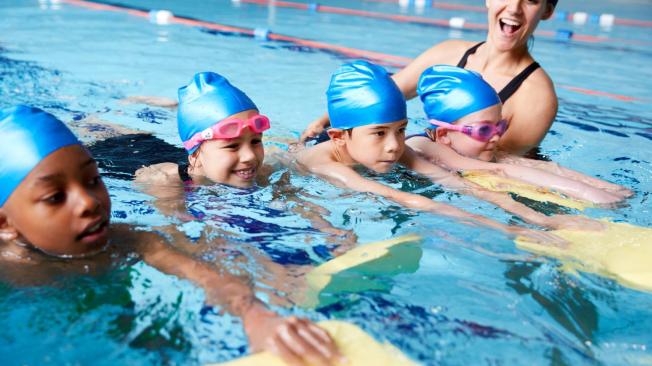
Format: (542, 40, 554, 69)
(302, 0, 559, 156)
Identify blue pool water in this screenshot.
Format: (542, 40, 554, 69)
(1, 0, 651, 365)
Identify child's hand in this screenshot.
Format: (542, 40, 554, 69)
(507, 226, 568, 248)
(544, 215, 607, 231)
(242, 304, 342, 366)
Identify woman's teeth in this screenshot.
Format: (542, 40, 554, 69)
(500, 18, 522, 34)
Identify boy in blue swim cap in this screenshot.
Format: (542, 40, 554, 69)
(0, 105, 341, 366)
(406, 65, 631, 206)
(296, 61, 569, 238)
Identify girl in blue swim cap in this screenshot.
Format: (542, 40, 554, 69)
(136, 71, 271, 189)
(406, 65, 632, 206)
(0, 105, 341, 366)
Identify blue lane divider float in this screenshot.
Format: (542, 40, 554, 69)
(307, 3, 320, 12)
(253, 27, 270, 40)
(148, 9, 173, 25)
(555, 29, 574, 42)
(555, 11, 616, 28)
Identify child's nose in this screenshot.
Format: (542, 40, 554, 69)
(239, 144, 257, 163)
(489, 131, 501, 143)
(385, 134, 400, 153)
(75, 188, 101, 217)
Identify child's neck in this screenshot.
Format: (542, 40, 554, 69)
(330, 141, 357, 166)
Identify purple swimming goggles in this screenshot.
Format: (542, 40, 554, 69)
(429, 118, 509, 142)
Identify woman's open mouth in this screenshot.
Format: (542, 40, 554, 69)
(499, 18, 523, 36)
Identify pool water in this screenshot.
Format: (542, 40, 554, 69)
(1, 0, 651, 365)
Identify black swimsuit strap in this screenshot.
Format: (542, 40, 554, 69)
(497, 61, 540, 103)
(178, 163, 192, 183)
(456, 41, 541, 103)
(456, 41, 485, 68)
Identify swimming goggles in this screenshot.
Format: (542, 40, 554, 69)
(429, 119, 508, 142)
(183, 114, 271, 151)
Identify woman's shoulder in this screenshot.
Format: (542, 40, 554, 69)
(419, 39, 478, 64)
(513, 65, 557, 105)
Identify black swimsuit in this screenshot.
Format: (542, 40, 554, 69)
(457, 42, 540, 103)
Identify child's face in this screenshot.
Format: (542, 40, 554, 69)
(190, 111, 264, 188)
(0, 145, 111, 257)
(437, 104, 503, 162)
(345, 120, 407, 173)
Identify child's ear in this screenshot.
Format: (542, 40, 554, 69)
(435, 128, 451, 145)
(188, 150, 202, 169)
(327, 129, 347, 146)
(0, 211, 19, 241)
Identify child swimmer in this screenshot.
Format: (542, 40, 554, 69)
(295, 60, 568, 238)
(135, 71, 271, 188)
(0, 105, 342, 366)
(406, 65, 631, 206)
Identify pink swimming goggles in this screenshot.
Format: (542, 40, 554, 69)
(183, 114, 271, 151)
(429, 119, 509, 142)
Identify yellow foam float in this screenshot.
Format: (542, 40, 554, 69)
(213, 320, 419, 366)
(303, 234, 423, 308)
(463, 170, 593, 211)
(516, 221, 652, 292)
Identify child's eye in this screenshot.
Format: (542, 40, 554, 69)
(251, 138, 262, 145)
(44, 192, 66, 205)
(374, 131, 386, 137)
(398, 127, 406, 134)
(223, 143, 240, 149)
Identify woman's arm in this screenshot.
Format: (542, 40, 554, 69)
(123, 226, 341, 366)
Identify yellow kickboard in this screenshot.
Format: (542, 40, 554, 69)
(303, 234, 423, 308)
(213, 320, 419, 366)
(515, 221, 652, 292)
(463, 170, 592, 211)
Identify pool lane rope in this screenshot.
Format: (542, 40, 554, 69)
(360, 0, 652, 29)
(60, 0, 646, 103)
(236, 0, 652, 46)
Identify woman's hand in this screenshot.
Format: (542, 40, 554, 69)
(242, 303, 343, 366)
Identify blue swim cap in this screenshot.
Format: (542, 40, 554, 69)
(177, 71, 258, 154)
(0, 105, 80, 207)
(418, 65, 500, 127)
(327, 60, 406, 129)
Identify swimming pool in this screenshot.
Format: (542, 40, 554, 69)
(1, 0, 651, 365)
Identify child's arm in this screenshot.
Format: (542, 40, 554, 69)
(308, 160, 563, 245)
(119, 225, 341, 365)
(496, 151, 633, 198)
(431, 144, 625, 204)
(403, 148, 605, 231)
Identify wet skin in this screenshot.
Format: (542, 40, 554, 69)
(0, 145, 111, 257)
